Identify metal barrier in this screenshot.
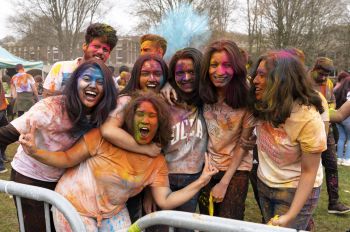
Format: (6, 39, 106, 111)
(0, 180, 86, 232)
(128, 210, 307, 232)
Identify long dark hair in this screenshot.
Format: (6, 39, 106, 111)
(249, 50, 324, 126)
(199, 40, 248, 108)
(63, 58, 117, 137)
(335, 76, 350, 109)
(123, 91, 172, 147)
(168, 47, 203, 106)
(120, 54, 168, 95)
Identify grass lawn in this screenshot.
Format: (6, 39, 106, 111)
(1, 143, 350, 231)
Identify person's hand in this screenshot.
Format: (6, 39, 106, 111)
(143, 143, 162, 157)
(210, 182, 228, 203)
(19, 119, 37, 156)
(240, 134, 257, 150)
(143, 188, 157, 214)
(199, 153, 218, 186)
(268, 214, 292, 227)
(160, 82, 177, 106)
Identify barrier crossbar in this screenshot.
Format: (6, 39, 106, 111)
(0, 180, 86, 232)
(128, 210, 307, 232)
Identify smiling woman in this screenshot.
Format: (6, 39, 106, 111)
(248, 50, 326, 229)
(197, 40, 256, 221)
(77, 66, 105, 109)
(0, 58, 117, 232)
(121, 54, 168, 95)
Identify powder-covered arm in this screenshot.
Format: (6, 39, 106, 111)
(18, 121, 90, 168)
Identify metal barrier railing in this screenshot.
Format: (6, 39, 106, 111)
(128, 210, 307, 232)
(0, 180, 86, 232)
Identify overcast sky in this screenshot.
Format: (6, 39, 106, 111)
(0, 0, 249, 40)
(0, 0, 139, 39)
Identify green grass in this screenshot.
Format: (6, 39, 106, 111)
(0, 143, 349, 231)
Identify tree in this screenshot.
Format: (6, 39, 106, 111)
(245, 0, 349, 66)
(8, 0, 107, 60)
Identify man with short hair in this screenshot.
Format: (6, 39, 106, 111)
(11, 64, 39, 117)
(311, 57, 350, 214)
(43, 23, 118, 97)
(140, 34, 167, 57)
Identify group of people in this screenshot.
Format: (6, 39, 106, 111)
(0, 22, 349, 232)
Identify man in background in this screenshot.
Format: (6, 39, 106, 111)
(11, 64, 38, 117)
(43, 23, 118, 97)
(311, 57, 350, 214)
(140, 34, 167, 57)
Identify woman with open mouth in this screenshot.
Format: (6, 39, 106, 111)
(0, 58, 117, 231)
(19, 91, 218, 232)
(249, 50, 326, 229)
(143, 48, 208, 232)
(100, 54, 169, 223)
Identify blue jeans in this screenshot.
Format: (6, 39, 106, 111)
(336, 118, 350, 160)
(168, 173, 201, 213)
(257, 179, 320, 230)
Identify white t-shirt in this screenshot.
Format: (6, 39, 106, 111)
(256, 103, 327, 188)
(11, 72, 35, 93)
(11, 96, 77, 182)
(43, 58, 82, 92)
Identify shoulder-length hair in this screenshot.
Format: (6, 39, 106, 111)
(120, 54, 168, 95)
(168, 47, 203, 106)
(249, 50, 324, 126)
(123, 91, 172, 147)
(63, 58, 117, 136)
(199, 40, 248, 108)
(335, 75, 350, 109)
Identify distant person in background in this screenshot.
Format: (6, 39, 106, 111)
(116, 65, 131, 90)
(11, 64, 39, 117)
(34, 75, 44, 100)
(2, 74, 14, 121)
(43, 23, 118, 97)
(311, 57, 350, 214)
(0, 79, 9, 172)
(140, 34, 167, 57)
(334, 71, 350, 92)
(334, 75, 350, 166)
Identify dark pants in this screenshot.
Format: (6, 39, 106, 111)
(127, 193, 143, 223)
(0, 110, 8, 169)
(198, 170, 249, 220)
(148, 173, 201, 232)
(10, 169, 57, 232)
(322, 128, 340, 206)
